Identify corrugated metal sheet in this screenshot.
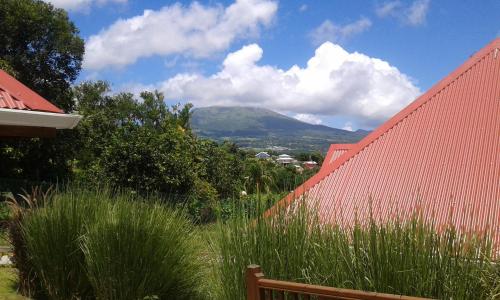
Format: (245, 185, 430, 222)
(272, 38, 500, 244)
(0, 70, 63, 113)
(326, 144, 354, 165)
(318, 144, 354, 173)
(0, 90, 28, 110)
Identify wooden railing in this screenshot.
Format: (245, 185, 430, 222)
(246, 265, 433, 300)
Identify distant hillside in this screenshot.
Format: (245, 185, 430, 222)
(191, 106, 369, 152)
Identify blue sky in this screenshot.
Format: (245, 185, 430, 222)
(47, 0, 500, 130)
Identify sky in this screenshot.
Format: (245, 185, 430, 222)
(44, 0, 500, 130)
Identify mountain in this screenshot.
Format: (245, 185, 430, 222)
(190, 106, 369, 152)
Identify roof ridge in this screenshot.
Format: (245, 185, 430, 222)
(265, 38, 500, 215)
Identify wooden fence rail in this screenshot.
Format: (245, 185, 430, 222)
(246, 265, 433, 300)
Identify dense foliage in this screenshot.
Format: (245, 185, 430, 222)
(72, 81, 305, 221)
(74, 82, 199, 196)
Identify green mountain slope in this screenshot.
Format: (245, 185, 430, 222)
(191, 106, 369, 152)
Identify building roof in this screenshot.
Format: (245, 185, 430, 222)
(0, 69, 81, 136)
(256, 151, 270, 156)
(269, 38, 500, 244)
(321, 144, 354, 171)
(0, 70, 63, 113)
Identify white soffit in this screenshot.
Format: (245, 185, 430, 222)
(0, 108, 82, 129)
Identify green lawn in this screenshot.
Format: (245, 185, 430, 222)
(0, 268, 27, 300)
(0, 229, 24, 299)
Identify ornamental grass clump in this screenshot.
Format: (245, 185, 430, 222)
(16, 187, 203, 299)
(7, 186, 54, 298)
(82, 200, 202, 300)
(211, 197, 499, 300)
(20, 188, 104, 299)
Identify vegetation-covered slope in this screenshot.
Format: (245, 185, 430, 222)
(191, 106, 369, 152)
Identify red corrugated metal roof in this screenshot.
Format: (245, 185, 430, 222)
(270, 38, 500, 244)
(0, 90, 27, 110)
(0, 70, 63, 113)
(322, 144, 354, 171)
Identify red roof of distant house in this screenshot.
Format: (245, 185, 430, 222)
(0, 70, 63, 113)
(269, 38, 500, 244)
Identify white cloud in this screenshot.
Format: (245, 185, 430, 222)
(375, 0, 430, 26)
(83, 0, 278, 70)
(294, 114, 322, 125)
(309, 17, 372, 45)
(44, 0, 126, 11)
(406, 0, 430, 26)
(375, 1, 401, 17)
(342, 122, 354, 131)
(155, 42, 421, 127)
(299, 4, 308, 12)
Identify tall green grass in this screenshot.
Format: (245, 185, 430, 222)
(82, 200, 202, 300)
(210, 198, 499, 299)
(18, 187, 203, 299)
(21, 189, 101, 299)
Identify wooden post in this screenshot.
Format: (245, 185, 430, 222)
(246, 265, 265, 300)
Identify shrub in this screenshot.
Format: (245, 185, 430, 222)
(210, 198, 498, 300)
(82, 200, 202, 300)
(187, 178, 219, 224)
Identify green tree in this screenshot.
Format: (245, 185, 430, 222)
(296, 151, 324, 165)
(0, 0, 84, 183)
(0, 0, 84, 111)
(74, 83, 198, 196)
(244, 159, 275, 194)
(195, 140, 244, 199)
(73, 82, 250, 222)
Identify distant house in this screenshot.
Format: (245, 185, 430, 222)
(276, 154, 294, 165)
(302, 161, 318, 169)
(255, 152, 271, 159)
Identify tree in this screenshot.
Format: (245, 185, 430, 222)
(195, 140, 244, 199)
(74, 83, 198, 195)
(0, 0, 84, 183)
(73, 82, 248, 222)
(0, 0, 84, 111)
(296, 151, 324, 165)
(244, 159, 275, 194)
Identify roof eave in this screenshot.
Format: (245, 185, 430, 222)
(0, 108, 82, 129)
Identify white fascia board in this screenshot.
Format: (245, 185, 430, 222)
(0, 108, 82, 129)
